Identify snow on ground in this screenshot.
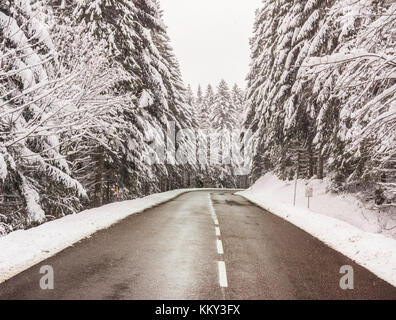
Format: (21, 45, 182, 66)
(0, 189, 196, 284)
(245, 173, 396, 237)
(237, 173, 396, 287)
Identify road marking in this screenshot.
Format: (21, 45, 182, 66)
(217, 239, 224, 254)
(218, 261, 228, 288)
(208, 193, 217, 222)
(209, 193, 228, 290)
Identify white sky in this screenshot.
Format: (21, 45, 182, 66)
(159, 0, 263, 93)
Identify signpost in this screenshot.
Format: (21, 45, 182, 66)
(290, 145, 316, 207)
(305, 186, 313, 209)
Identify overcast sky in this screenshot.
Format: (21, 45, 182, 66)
(160, 0, 263, 93)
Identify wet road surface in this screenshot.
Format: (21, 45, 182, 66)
(1, 191, 395, 300)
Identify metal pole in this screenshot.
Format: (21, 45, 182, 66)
(293, 175, 297, 206)
(293, 153, 300, 206)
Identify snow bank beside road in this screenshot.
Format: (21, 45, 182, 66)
(244, 174, 396, 237)
(0, 189, 194, 283)
(237, 174, 396, 287)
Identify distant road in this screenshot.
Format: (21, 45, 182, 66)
(1, 191, 395, 299)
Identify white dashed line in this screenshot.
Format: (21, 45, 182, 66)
(209, 193, 229, 290)
(208, 193, 217, 222)
(217, 239, 224, 254)
(218, 261, 228, 288)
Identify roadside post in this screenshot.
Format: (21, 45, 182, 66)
(116, 183, 119, 201)
(293, 153, 300, 206)
(305, 185, 313, 209)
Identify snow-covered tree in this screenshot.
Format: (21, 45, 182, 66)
(211, 80, 237, 131)
(245, 0, 395, 207)
(207, 80, 238, 187)
(232, 84, 245, 116)
(198, 84, 215, 130)
(0, 0, 87, 232)
(304, 0, 396, 200)
(74, 0, 200, 194)
(0, 0, 202, 234)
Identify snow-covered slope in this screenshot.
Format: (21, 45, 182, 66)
(245, 174, 396, 237)
(237, 174, 396, 287)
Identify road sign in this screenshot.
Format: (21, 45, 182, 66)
(305, 186, 313, 198)
(305, 186, 313, 208)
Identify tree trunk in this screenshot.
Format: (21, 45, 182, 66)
(106, 181, 110, 204)
(308, 146, 314, 178)
(161, 175, 166, 192)
(317, 149, 324, 179)
(94, 146, 104, 207)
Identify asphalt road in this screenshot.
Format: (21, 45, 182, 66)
(1, 191, 395, 300)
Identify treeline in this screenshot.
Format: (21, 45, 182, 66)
(187, 81, 248, 188)
(0, 0, 202, 234)
(244, 0, 395, 206)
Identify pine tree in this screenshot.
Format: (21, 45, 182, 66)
(231, 84, 245, 118)
(73, 0, 200, 197)
(0, 0, 86, 232)
(211, 80, 236, 131)
(208, 80, 238, 187)
(0, 0, 201, 234)
(197, 85, 204, 107)
(245, 0, 395, 205)
(244, 0, 336, 180)
(200, 84, 215, 130)
(304, 0, 396, 196)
